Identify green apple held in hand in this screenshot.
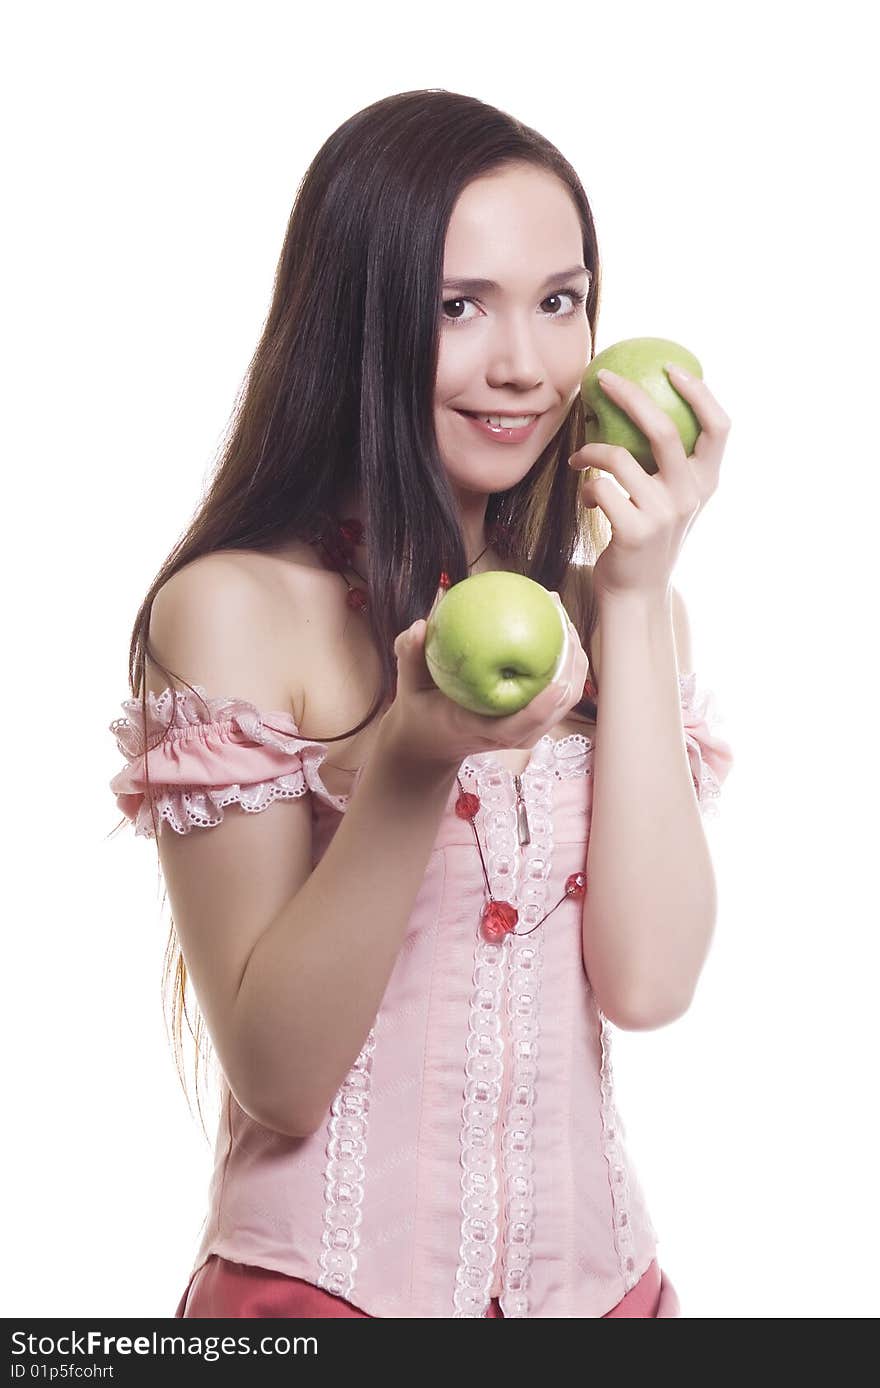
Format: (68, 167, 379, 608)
(581, 338, 703, 474)
(424, 572, 569, 717)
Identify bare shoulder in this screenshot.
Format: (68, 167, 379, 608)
(147, 549, 314, 722)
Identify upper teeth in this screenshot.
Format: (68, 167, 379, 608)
(481, 414, 536, 427)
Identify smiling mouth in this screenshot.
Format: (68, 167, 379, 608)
(457, 410, 544, 422)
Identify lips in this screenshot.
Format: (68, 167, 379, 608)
(456, 410, 543, 443)
(458, 410, 543, 422)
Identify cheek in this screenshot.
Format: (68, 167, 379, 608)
(434, 336, 473, 400)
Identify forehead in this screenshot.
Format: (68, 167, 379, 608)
(443, 166, 583, 282)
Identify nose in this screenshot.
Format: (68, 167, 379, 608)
(483, 312, 545, 391)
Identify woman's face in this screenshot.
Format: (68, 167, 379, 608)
(434, 164, 592, 500)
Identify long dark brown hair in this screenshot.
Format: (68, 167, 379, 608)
(107, 89, 609, 1136)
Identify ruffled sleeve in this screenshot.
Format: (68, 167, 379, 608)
(109, 684, 351, 838)
(678, 671, 734, 820)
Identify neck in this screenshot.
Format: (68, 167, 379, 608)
(332, 488, 509, 574)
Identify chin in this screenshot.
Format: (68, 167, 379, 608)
(443, 461, 537, 495)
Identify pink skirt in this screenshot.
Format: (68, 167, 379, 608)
(175, 1253, 680, 1318)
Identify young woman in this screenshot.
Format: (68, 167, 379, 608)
(108, 89, 734, 1318)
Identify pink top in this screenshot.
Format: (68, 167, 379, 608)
(109, 672, 733, 1318)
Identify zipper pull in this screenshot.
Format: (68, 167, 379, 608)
(513, 774, 531, 846)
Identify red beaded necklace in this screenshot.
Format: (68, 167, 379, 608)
(308, 514, 589, 944)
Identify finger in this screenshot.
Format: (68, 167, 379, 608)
(393, 619, 425, 692)
(571, 444, 655, 508)
(560, 619, 590, 700)
(536, 677, 573, 721)
(664, 364, 732, 436)
(547, 592, 566, 640)
(551, 593, 580, 683)
(663, 365, 731, 475)
(579, 473, 645, 534)
(556, 609, 578, 680)
(549, 591, 570, 656)
(594, 369, 690, 480)
(491, 677, 567, 744)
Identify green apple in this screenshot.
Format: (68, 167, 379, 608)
(424, 571, 569, 717)
(581, 337, 703, 474)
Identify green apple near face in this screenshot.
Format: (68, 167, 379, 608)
(581, 337, 703, 474)
(424, 572, 569, 717)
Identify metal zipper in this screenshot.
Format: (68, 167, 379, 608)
(513, 774, 531, 846)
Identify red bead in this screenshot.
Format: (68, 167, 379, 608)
(565, 871, 587, 898)
(438, 570, 451, 589)
(480, 899, 518, 943)
(582, 678, 596, 700)
(454, 791, 480, 821)
(339, 517, 365, 545)
(346, 586, 368, 612)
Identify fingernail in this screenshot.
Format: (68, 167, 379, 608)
(665, 361, 691, 381)
(597, 368, 620, 385)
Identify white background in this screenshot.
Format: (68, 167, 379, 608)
(4, 0, 878, 1319)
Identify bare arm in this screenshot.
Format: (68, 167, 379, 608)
(582, 585, 717, 1029)
(150, 558, 587, 1135)
(234, 727, 457, 1136)
(147, 556, 458, 1138)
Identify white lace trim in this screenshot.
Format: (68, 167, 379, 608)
(109, 683, 351, 836)
(316, 1023, 378, 1302)
(111, 673, 728, 838)
(679, 671, 729, 820)
(453, 761, 552, 1318)
(462, 672, 728, 819)
(453, 763, 512, 1318)
(130, 776, 311, 838)
(451, 751, 655, 1309)
(498, 763, 552, 1318)
(597, 1009, 640, 1293)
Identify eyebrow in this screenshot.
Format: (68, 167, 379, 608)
(441, 265, 591, 293)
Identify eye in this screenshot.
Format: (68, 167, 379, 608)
(440, 287, 587, 327)
(441, 296, 477, 325)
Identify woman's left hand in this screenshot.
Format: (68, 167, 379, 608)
(568, 366, 732, 603)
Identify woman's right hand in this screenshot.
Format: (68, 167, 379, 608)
(379, 587, 591, 775)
